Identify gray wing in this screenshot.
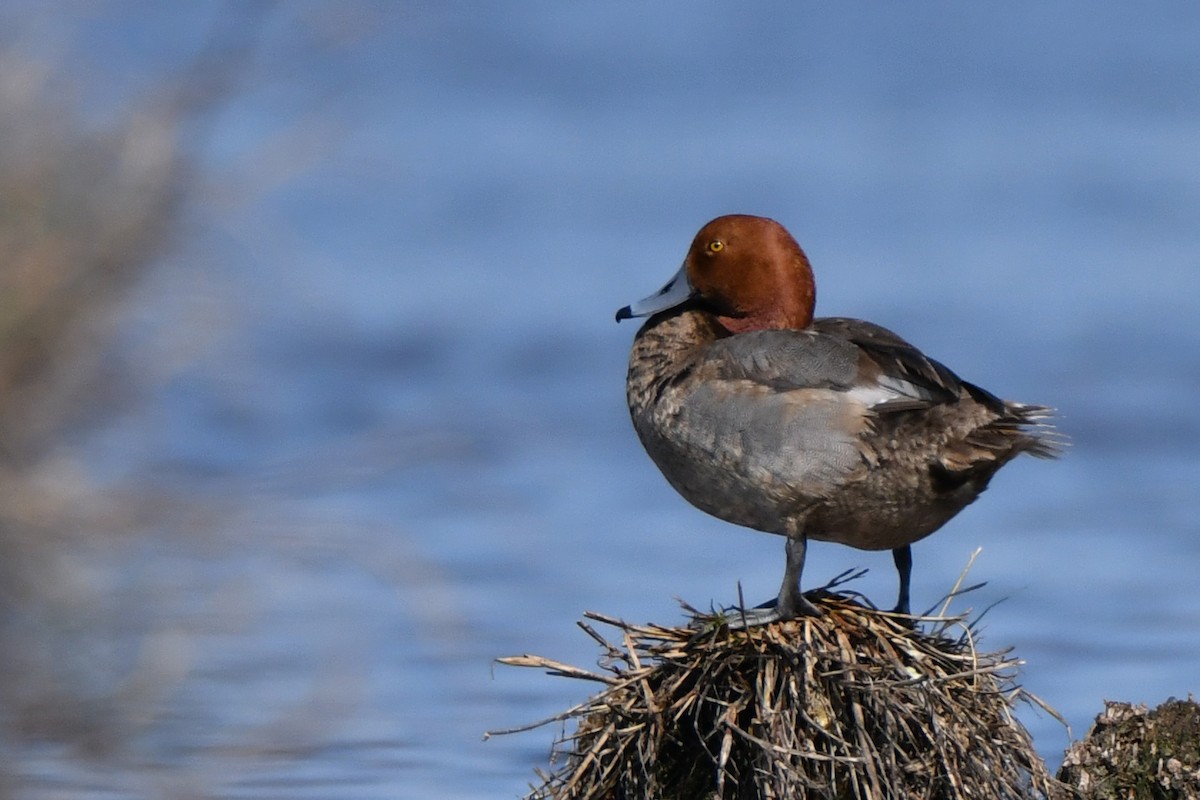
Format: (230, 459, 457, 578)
(701, 321, 960, 411)
(661, 323, 974, 513)
(654, 327, 923, 513)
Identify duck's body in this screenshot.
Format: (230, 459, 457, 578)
(617, 215, 1059, 625)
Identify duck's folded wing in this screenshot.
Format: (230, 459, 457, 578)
(813, 317, 985, 408)
(701, 321, 966, 414)
(663, 327, 927, 500)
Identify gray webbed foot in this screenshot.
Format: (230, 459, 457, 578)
(724, 593, 822, 630)
(724, 533, 821, 629)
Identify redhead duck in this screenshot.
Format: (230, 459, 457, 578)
(616, 214, 1060, 627)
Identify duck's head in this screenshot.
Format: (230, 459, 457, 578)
(616, 214, 816, 333)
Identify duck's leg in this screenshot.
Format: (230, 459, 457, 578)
(777, 535, 824, 617)
(891, 544, 912, 615)
(727, 533, 822, 629)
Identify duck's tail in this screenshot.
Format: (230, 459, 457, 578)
(990, 402, 1068, 460)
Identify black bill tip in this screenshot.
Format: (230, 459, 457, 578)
(615, 305, 633, 323)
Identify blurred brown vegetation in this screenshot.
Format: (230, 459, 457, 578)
(0, 68, 177, 456)
(0, 13, 265, 777)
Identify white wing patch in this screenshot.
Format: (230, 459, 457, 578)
(848, 375, 934, 409)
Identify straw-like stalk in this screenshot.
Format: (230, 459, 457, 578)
(492, 580, 1070, 800)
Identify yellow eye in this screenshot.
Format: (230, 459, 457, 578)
(707, 240, 724, 253)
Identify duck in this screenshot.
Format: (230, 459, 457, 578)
(615, 214, 1060, 627)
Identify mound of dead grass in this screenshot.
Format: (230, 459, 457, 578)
(1059, 698, 1200, 799)
(492, 576, 1068, 799)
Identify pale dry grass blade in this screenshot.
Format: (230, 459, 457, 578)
(491, 571, 1073, 799)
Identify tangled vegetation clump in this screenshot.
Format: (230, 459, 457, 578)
(492, 582, 1067, 799)
(1058, 698, 1200, 799)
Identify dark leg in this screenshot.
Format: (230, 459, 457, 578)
(892, 544, 912, 615)
(727, 535, 822, 629)
(777, 535, 816, 618)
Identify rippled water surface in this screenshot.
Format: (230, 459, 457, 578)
(3, 3, 1200, 798)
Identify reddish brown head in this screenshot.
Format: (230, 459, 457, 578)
(684, 215, 815, 332)
(616, 215, 816, 333)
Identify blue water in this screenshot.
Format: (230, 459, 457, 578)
(3, 2, 1199, 797)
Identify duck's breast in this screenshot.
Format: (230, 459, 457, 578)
(628, 319, 876, 534)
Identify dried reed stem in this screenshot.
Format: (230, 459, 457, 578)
(492, 582, 1070, 800)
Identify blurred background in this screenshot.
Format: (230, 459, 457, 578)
(0, 2, 1197, 798)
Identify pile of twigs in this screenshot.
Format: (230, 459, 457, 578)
(491, 574, 1066, 799)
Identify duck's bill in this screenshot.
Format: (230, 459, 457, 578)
(615, 262, 693, 322)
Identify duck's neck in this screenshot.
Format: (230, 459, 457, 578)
(625, 309, 723, 409)
(634, 308, 726, 355)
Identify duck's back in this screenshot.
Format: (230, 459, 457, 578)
(626, 311, 1058, 550)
